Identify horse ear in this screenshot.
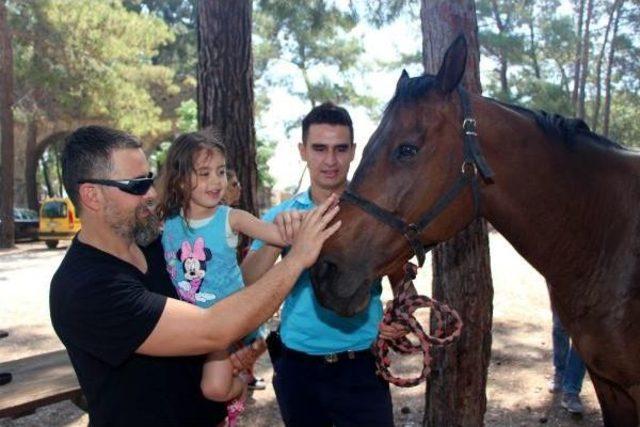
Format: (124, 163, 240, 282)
(396, 69, 410, 89)
(435, 35, 467, 94)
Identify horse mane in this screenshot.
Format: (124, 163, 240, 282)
(384, 74, 437, 113)
(493, 100, 627, 151)
(386, 74, 626, 151)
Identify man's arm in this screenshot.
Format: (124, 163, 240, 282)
(137, 195, 341, 357)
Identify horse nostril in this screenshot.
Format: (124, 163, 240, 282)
(315, 260, 338, 285)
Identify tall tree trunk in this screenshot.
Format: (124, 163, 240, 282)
(527, 19, 541, 79)
(499, 59, 509, 101)
(421, 1, 494, 426)
(25, 117, 38, 209)
(556, 60, 571, 94)
(54, 144, 63, 197)
(572, 0, 585, 114)
(591, 0, 620, 131)
(197, 0, 258, 216)
(603, 1, 624, 137)
(489, 0, 510, 100)
(0, 0, 15, 248)
(577, 0, 594, 120)
(40, 157, 53, 198)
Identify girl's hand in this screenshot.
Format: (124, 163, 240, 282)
(229, 340, 265, 373)
(274, 210, 304, 245)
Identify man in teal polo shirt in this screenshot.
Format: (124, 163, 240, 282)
(243, 102, 404, 426)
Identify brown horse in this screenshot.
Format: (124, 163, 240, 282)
(310, 36, 640, 426)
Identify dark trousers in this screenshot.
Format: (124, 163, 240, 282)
(271, 346, 394, 427)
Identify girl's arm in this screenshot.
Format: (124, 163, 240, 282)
(200, 350, 246, 402)
(229, 208, 288, 247)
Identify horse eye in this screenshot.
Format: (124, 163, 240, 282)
(396, 144, 418, 160)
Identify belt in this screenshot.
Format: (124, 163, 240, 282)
(281, 344, 373, 364)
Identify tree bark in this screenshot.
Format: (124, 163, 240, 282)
(0, 0, 15, 248)
(421, 1, 494, 426)
(571, 0, 585, 114)
(197, 0, 258, 215)
(527, 18, 541, 79)
(591, 0, 620, 131)
(577, 0, 593, 120)
(489, 0, 510, 100)
(603, 1, 624, 137)
(40, 157, 53, 198)
(55, 143, 63, 196)
(25, 118, 38, 209)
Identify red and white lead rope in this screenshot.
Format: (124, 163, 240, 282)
(373, 263, 463, 387)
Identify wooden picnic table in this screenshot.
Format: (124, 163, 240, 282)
(0, 349, 84, 418)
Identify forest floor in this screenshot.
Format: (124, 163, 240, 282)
(0, 233, 602, 426)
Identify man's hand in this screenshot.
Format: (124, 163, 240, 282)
(229, 338, 267, 373)
(379, 301, 410, 340)
(286, 193, 341, 269)
(274, 210, 305, 245)
(378, 321, 410, 340)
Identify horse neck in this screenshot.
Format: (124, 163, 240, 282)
(477, 100, 640, 296)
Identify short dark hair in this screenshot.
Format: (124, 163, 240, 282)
(302, 102, 353, 144)
(61, 126, 142, 213)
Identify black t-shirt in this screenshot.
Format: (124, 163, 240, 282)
(50, 237, 226, 427)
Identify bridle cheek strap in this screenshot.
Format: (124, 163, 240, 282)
(340, 87, 494, 267)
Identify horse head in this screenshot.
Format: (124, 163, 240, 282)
(311, 36, 492, 316)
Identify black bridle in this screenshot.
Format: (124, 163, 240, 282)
(341, 87, 495, 267)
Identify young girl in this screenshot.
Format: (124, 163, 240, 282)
(157, 130, 289, 424)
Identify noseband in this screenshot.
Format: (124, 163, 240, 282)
(341, 87, 494, 267)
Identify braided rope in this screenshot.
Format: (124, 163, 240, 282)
(373, 263, 463, 387)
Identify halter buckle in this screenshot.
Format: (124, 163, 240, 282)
(463, 118, 477, 136)
(461, 161, 478, 176)
(324, 353, 339, 363)
(404, 223, 419, 239)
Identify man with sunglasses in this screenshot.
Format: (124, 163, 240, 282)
(49, 126, 341, 427)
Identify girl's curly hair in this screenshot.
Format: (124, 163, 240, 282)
(156, 129, 226, 221)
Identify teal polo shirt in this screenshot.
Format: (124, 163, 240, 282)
(251, 189, 383, 355)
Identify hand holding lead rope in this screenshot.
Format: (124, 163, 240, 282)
(373, 263, 463, 387)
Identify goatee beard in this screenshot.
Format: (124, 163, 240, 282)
(133, 204, 160, 247)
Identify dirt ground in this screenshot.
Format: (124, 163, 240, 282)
(0, 233, 603, 426)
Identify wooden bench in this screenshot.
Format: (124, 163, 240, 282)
(0, 350, 85, 418)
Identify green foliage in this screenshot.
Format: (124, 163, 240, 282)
(122, 0, 197, 80)
(176, 99, 198, 133)
(362, 0, 640, 147)
(256, 137, 276, 188)
(149, 141, 172, 172)
(354, 0, 419, 28)
(511, 78, 574, 115)
(608, 91, 640, 147)
(254, 0, 376, 111)
(11, 0, 177, 138)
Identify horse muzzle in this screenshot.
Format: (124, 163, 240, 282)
(310, 257, 372, 317)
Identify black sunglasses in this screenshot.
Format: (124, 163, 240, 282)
(78, 172, 155, 196)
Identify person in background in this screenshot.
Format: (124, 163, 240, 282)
(224, 169, 242, 208)
(549, 310, 586, 415)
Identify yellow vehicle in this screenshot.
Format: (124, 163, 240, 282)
(39, 197, 81, 249)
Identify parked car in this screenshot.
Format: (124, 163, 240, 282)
(39, 197, 81, 249)
(0, 208, 40, 241)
